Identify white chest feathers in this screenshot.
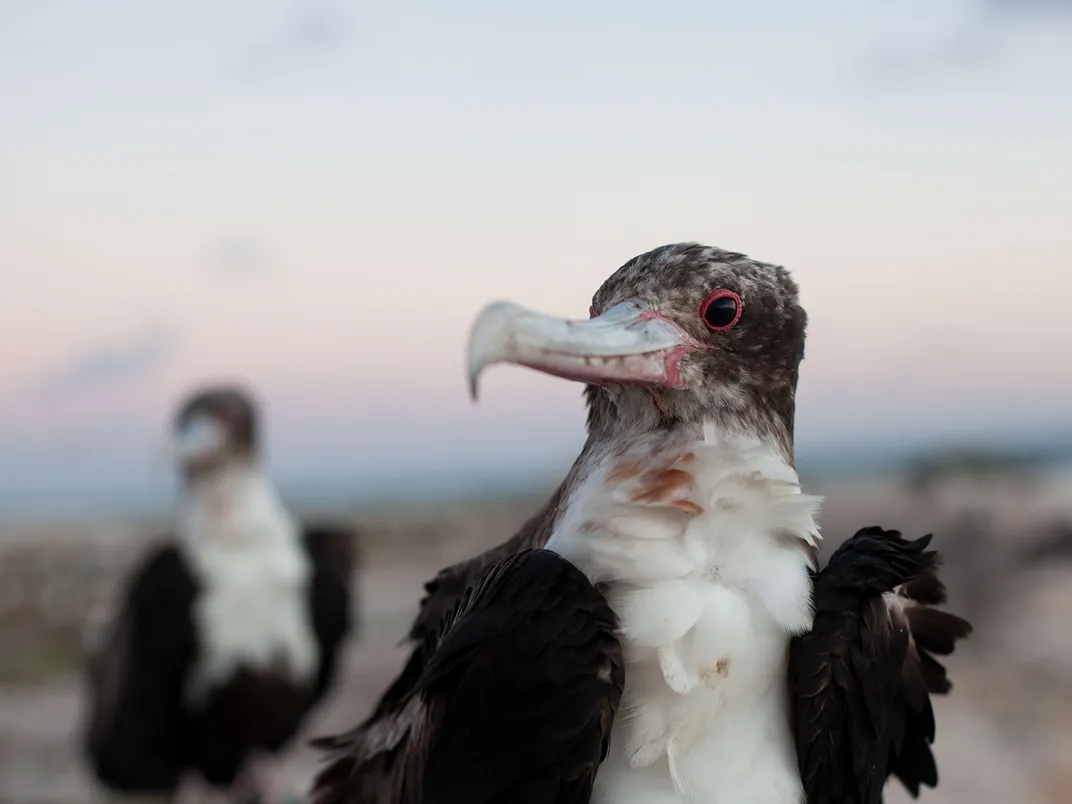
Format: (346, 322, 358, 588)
(546, 423, 823, 804)
(178, 465, 319, 707)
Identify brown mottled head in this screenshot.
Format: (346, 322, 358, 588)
(467, 243, 807, 456)
(169, 384, 259, 477)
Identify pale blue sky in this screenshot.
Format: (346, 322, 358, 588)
(2, 1, 1071, 515)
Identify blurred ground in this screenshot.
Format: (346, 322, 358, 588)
(2, 473, 1072, 804)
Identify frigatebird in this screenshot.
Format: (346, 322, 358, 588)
(84, 384, 358, 803)
(311, 243, 971, 804)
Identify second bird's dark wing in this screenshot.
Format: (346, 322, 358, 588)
(82, 543, 198, 793)
(309, 547, 623, 804)
(302, 522, 361, 703)
(789, 526, 973, 804)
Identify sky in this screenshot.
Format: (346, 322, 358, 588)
(2, 0, 1072, 515)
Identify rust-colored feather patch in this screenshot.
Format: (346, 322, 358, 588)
(622, 465, 704, 516)
(669, 499, 704, 515)
(629, 468, 691, 504)
(607, 458, 646, 484)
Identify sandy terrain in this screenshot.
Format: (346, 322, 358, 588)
(2, 474, 1071, 804)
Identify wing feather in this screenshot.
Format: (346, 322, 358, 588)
(302, 523, 360, 702)
(82, 543, 198, 793)
(359, 484, 568, 728)
(790, 526, 972, 804)
(310, 548, 623, 804)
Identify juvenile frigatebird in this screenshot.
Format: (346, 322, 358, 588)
(311, 243, 971, 804)
(84, 384, 358, 804)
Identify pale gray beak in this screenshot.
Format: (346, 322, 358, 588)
(162, 414, 228, 465)
(466, 299, 697, 399)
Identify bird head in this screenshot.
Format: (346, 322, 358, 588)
(467, 243, 807, 456)
(166, 384, 259, 478)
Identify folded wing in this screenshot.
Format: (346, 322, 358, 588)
(790, 526, 973, 804)
(310, 547, 623, 804)
(82, 544, 198, 792)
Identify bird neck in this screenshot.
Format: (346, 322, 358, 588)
(584, 385, 796, 469)
(177, 458, 299, 550)
(526, 388, 798, 553)
(546, 415, 820, 583)
(181, 452, 259, 488)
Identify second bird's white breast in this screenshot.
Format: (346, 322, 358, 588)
(179, 465, 320, 706)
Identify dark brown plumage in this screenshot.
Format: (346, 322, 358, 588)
(362, 484, 569, 726)
(789, 527, 973, 804)
(311, 549, 623, 804)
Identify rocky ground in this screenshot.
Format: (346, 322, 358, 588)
(1, 474, 1071, 804)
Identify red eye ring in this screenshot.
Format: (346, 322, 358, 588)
(699, 289, 742, 332)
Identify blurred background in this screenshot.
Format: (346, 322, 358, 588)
(2, 0, 1071, 801)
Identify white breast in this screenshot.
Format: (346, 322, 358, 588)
(178, 465, 319, 706)
(545, 422, 822, 804)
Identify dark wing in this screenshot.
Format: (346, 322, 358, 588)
(303, 522, 361, 702)
(82, 543, 199, 793)
(310, 548, 623, 804)
(363, 483, 568, 724)
(790, 527, 973, 804)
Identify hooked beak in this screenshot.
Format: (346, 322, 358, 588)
(466, 299, 698, 399)
(161, 415, 228, 466)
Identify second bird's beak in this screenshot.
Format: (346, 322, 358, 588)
(466, 299, 697, 399)
(162, 415, 229, 466)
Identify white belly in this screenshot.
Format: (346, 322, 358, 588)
(546, 424, 820, 804)
(591, 594, 803, 804)
(178, 465, 320, 705)
(188, 567, 319, 704)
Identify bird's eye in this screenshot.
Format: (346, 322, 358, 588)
(700, 290, 742, 331)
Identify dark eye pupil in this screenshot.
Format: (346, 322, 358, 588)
(704, 297, 738, 329)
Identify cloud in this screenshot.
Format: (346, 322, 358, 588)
(981, 0, 1072, 16)
(206, 237, 273, 278)
(858, 27, 995, 85)
(285, 3, 353, 50)
(234, 2, 355, 79)
(856, 0, 1072, 85)
(28, 324, 180, 401)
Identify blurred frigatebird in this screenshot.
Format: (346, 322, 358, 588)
(84, 384, 358, 804)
